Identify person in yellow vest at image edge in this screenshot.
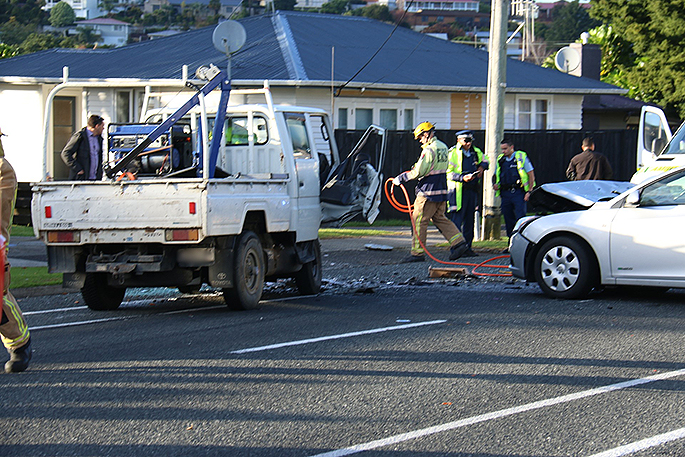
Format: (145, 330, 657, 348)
(446, 130, 489, 257)
(494, 137, 536, 242)
(0, 127, 32, 373)
(392, 122, 469, 263)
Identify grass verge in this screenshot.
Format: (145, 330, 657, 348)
(10, 267, 62, 289)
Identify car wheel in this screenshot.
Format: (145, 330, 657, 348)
(81, 273, 126, 310)
(223, 231, 265, 310)
(534, 236, 597, 299)
(295, 240, 322, 295)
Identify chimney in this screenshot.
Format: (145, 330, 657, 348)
(569, 42, 601, 80)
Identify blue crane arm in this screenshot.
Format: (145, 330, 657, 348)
(104, 70, 231, 179)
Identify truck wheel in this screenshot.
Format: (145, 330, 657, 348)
(295, 240, 322, 295)
(81, 273, 126, 311)
(533, 236, 598, 299)
(223, 231, 265, 310)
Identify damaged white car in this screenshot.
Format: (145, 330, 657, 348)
(509, 167, 685, 298)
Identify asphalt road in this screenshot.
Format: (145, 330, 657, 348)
(2, 230, 685, 456)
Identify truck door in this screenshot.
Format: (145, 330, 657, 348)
(637, 106, 672, 170)
(285, 113, 320, 242)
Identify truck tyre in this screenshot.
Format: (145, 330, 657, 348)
(295, 240, 322, 295)
(533, 236, 598, 299)
(81, 273, 126, 311)
(223, 231, 265, 310)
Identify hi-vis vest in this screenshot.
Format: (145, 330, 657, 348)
(495, 150, 534, 196)
(447, 145, 485, 212)
(397, 136, 450, 202)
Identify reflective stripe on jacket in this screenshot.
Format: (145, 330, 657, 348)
(495, 150, 534, 196)
(397, 137, 450, 202)
(447, 145, 486, 212)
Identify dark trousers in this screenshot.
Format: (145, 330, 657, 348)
(500, 188, 527, 238)
(448, 189, 478, 248)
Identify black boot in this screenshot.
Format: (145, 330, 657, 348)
(5, 337, 31, 373)
(449, 242, 469, 260)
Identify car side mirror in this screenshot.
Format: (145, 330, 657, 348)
(625, 190, 640, 207)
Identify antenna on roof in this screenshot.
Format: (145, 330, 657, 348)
(212, 20, 247, 80)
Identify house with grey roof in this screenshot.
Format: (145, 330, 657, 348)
(0, 11, 625, 182)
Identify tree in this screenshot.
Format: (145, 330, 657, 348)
(208, 0, 221, 15)
(0, 18, 38, 46)
(320, 0, 349, 15)
(591, 0, 685, 118)
(542, 1, 600, 47)
(0, 43, 19, 60)
(18, 32, 61, 54)
(49, 1, 76, 28)
(349, 4, 393, 22)
(99, 0, 119, 16)
(273, 0, 297, 11)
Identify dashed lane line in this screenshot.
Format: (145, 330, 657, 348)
(230, 320, 448, 354)
(310, 368, 685, 457)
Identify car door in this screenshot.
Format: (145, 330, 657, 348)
(610, 169, 685, 281)
(319, 124, 387, 227)
(637, 106, 672, 170)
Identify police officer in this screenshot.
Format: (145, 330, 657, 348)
(447, 130, 489, 257)
(494, 138, 535, 238)
(0, 128, 31, 373)
(393, 122, 468, 262)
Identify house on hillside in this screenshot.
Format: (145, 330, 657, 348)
(143, 0, 241, 19)
(73, 18, 131, 47)
(43, 0, 127, 19)
(0, 11, 625, 183)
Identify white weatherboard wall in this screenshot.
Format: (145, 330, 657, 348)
(417, 92, 451, 131)
(0, 86, 44, 183)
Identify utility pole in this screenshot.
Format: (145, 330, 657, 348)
(482, 0, 509, 241)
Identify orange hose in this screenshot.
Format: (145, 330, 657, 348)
(384, 178, 512, 277)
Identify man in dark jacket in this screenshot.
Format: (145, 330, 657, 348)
(566, 137, 613, 181)
(61, 115, 105, 180)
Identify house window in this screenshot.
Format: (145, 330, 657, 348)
(380, 109, 397, 130)
(355, 108, 373, 130)
(338, 108, 348, 129)
(517, 97, 549, 130)
(116, 90, 132, 123)
(404, 109, 414, 130)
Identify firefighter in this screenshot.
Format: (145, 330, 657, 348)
(0, 127, 31, 373)
(446, 130, 489, 257)
(393, 122, 468, 262)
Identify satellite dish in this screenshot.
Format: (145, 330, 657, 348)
(554, 46, 581, 73)
(212, 20, 247, 56)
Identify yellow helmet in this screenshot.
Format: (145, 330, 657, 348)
(413, 121, 435, 139)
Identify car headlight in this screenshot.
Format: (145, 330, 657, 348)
(512, 215, 540, 234)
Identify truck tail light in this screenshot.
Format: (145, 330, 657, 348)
(47, 231, 80, 243)
(45, 206, 52, 218)
(189, 202, 196, 214)
(165, 229, 199, 242)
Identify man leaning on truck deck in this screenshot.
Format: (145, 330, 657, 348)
(0, 127, 31, 373)
(61, 114, 105, 180)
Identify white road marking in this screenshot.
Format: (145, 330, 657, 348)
(30, 316, 131, 330)
(231, 320, 448, 354)
(23, 306, 88, 315)
(588, 427, 685, 457)
(311, 368, 685, 457)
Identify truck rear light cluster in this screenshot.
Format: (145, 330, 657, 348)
(189, 202, 196, 214)
(47, 231, 80, 243)
(44, 206, 52, 218)
(165, 229, 199, 242)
